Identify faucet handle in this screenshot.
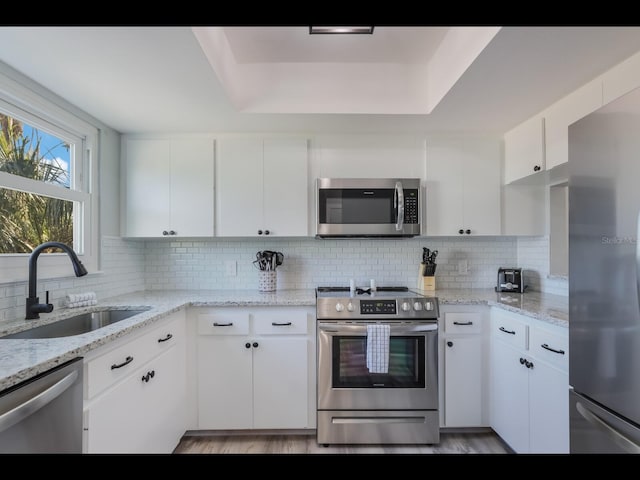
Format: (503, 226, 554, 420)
(46, 290, 50, 305)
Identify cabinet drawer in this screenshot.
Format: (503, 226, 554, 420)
(198, 312, 250, 336)
(253, 310, 310, 335)
(444, 313, 481, 334)
(86, 315, 184, 399)
(529, 326, 568, 372)
(491, 310, 528, 350)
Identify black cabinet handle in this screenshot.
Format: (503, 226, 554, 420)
(541, 343, 565, 355)
(111, 356, 134, 370)
(142, 370, 156, 383)
(446, 341, 453, 347)
(533, 165, 541, 172)
(271, 322, 292, 326)
(149, 370, 155, 378)
(245, 342, 251, 349)
(162, 231, 169, 236)
(458, 229, 464, 234)
(264, 230, 270, 235)
(158, 333, 173, 343)
(465, 229, 471, 235)
(252, 342, 259, 348)
(258, 230, 263, 235)
(499, 326, 516, 335)
(453, 321, 473, 326)
(213, 322, 233, 327)
(520, 357, 526, 365)
(169, 230, 176, 235)
(525, 360, 534, 369)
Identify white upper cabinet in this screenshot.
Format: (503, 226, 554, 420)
(545, 80, 602, 170)
(426, 137, 501, 236)
(503, 116, 545, 184)
(216, 137, 309, 237)
(124, 137, 215, 237)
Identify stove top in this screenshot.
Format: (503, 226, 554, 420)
(316, 286, 439, 319)
(316, 286, 417, 299)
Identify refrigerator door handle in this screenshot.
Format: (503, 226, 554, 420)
(576, 401, 640, 453)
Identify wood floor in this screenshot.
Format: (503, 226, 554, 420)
(173, 431, 511, 455)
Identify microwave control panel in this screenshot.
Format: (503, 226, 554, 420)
(404, 190, 419, 224)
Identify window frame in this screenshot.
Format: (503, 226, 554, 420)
(0, 72, 99, 284)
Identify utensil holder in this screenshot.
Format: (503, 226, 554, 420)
(258, 271, 277, 292)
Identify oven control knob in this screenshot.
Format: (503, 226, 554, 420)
(413, 301, 423, 311)
(424, 301, 433, 311)
(335, 302, 345, 312)
(347, 302, 355, 312)
(401, 302, 411, 312)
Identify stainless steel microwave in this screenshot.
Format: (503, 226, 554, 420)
(316, 178, 421, 238)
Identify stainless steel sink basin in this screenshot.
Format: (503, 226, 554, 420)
(1, 308, 151, 339)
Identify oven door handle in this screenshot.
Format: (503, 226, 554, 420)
(318, 323, 437, 334)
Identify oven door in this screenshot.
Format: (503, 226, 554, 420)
(317, 321, 438, 411)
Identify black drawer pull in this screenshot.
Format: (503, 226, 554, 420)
(499, 326, 516, 335)
(541, 343, 565, 355)
(158, 333, 173, 343)
(111, 356, 133, 370)
(271, 322, 292, 326)
(453, 321, 473, 326)
(213, 322, 233, 327)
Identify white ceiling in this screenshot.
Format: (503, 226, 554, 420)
(0, 26, 639, 134)
(223, 26, 449, 63)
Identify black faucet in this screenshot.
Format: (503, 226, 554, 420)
(26, 241, 88, 320)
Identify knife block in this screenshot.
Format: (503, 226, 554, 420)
(418, 263, 436, 291)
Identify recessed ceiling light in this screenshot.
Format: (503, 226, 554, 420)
(309, 26, 375, 35)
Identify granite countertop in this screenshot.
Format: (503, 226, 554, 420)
(0, 289, 316, 391)
(0, 287, 567, 392)
(428, 288, 568, 328)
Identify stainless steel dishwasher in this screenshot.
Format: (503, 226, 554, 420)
(0, 358, 83, 453)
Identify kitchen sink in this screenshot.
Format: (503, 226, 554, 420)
(1, 308, 151, 339)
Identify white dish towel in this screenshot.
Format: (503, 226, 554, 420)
(65, 291, 97, 308)
(366, 324, 390, 374)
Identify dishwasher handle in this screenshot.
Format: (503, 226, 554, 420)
(0, 369, 78, 434)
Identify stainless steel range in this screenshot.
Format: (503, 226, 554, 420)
(316, 286, 440, 446)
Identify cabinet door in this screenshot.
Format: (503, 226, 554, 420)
(461, 140, 501, 235)
(252, 337, 309, 429)
(490, 339, 529, 453)
(263, 138, 309, 236)
(529, 359, 569, 453)
(425, 141, 463, 235)
(444, 336, 483, 427)
(125, 139, 171, 237)
(169, 139, 215, 236)
(545, 81, 602, 170)
(197, 336, 253, 429)
(504, 116, 545, 184)
(86, 346, 184, 453)
(216, 138, 263, 236)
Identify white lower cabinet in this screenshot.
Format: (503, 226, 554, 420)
(196, 306, 315, 430)
(489, 308, 569, 453)
(83, 311, 187, 453)
(439, 306, 489, 428)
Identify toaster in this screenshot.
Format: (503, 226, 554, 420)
(496, 268, 526, 293)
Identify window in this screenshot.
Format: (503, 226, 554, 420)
(0, 72, 98, 283)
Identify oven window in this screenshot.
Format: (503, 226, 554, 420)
(319, 189, 396, 224)
(331, 335, 425, 388)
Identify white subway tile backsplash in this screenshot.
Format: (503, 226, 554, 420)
(0, 233, 566, 324)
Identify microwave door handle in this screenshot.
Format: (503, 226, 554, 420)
(395, 181, 404, 231)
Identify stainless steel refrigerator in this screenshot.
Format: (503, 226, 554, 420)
(569, 86, 640, 453)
